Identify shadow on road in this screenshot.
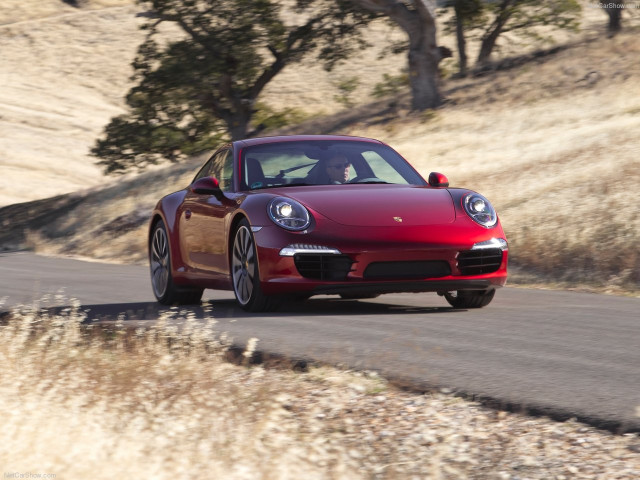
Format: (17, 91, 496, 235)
(2, 297, 458, 323)
(83, 297, 456, 322)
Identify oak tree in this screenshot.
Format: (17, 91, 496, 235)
(93, 0, 377, 174)
(442, 0, 580, 75)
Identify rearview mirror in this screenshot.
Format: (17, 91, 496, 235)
(428, 172, 449, 188)
(191, 176, 222, 197)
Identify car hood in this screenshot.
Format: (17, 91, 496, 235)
(282, 185, 456, 227)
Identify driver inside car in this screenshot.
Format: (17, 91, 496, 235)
(325, 154, 351, 184)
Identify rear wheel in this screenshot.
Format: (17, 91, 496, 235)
(150, 220, 203, 305)
(443, 289, 495, 309)
(231, 219, 281, 312)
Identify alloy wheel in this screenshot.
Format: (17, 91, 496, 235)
(150, 224, 170, 298)
(232, 225, 256, 305)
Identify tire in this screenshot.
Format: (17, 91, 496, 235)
(150, 220, 203, 305)
(443, 289, 495, 309)
(231, 219, 281, 312)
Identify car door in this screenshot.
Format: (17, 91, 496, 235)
(180, 149, 235, 274)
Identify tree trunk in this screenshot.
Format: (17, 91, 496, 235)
(476, 0, 514, 67)
(454, 6, 468, 77)
(407, 31, 442, 110)
(476, 25, 501, 66)
(403, 4, 442, 110)
(605, 7, 622, 36)
(354, 0, 441, 110)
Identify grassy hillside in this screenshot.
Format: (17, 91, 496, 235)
(0, 1, 638, 293)
(0, 0, 144, 205)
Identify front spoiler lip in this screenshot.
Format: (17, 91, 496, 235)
(310, 279, 497, 296)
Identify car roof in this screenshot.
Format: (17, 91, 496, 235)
(234, 134, 385, 148)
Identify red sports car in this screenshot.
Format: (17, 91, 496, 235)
(149, 135, 508, 311)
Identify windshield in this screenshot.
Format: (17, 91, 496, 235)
(239, 140, 426, 191)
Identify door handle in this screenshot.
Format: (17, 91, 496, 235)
(185, 209, 192, 220)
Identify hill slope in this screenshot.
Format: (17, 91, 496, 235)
(0, 0, 145, 205)
(0, 1, 638, 292)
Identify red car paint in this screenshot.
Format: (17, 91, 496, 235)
(149, 135, 507, 310)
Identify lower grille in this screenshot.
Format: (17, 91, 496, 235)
(294, 254, 353, 281)
(363, 261, 451, 280)
(457, 248, 503, 275)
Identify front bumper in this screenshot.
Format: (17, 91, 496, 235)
(252, 224, 508, 296)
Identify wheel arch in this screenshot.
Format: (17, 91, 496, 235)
(148, 210, 188, 284)
(148, 213, 164, 247)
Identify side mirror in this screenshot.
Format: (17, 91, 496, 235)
(428, 172, 449, 188)
(191, 176, 222, 197)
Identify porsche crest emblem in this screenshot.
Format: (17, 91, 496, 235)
(393, 216, 403, 223)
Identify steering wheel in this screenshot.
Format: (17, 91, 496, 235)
(348, 176, 384, 184)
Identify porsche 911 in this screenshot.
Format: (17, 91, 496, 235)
(149, 135, 508, 311)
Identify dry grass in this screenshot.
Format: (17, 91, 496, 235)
(0, 0, 143, 205)
(2, 298, 639, 479)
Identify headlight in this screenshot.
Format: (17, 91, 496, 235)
(267, 197, 311, 231)
(463, 193, 497, 228)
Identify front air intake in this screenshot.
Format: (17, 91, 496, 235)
(457, 248, 503, 275)
(294, 254, 353, 281)
(363, 261, 451, 280)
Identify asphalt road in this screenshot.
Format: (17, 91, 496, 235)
(1, 251, 639, 432)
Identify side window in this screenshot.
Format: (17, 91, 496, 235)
(209, 150, 234, 192)
(194, 150, 234, 191)
(193, 159, 214, 182)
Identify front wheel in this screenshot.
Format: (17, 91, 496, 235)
(150, 220, 203, 305)
(443, 289, 495, 309)
(231, 219, 281, 312)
